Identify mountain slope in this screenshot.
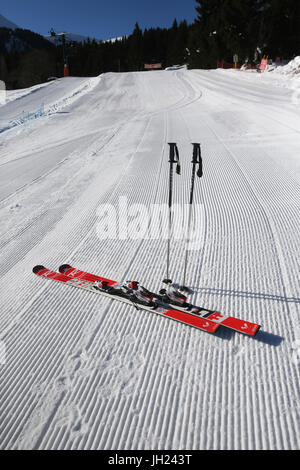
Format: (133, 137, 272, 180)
(0, 13, 18, 30)
(45, 32, 101, 44)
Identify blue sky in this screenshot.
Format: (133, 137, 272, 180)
(2, 0, 197, 40)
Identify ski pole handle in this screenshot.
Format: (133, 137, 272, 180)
(168, 143, 177, 163)
(168, 142, 181, 174)
(191, 143, 202, 177)
(192, 143, 200, 162)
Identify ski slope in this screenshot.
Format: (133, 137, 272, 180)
(0, 69, 299, 450)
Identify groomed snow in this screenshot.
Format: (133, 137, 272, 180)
(0, 67, 299, 450)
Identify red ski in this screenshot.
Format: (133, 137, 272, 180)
(33, 266, 219, 334)
(59, 265, 261, 336)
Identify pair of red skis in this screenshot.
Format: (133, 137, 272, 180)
(33, 265, 260, 336)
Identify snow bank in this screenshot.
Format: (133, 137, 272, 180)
(5, 82, 52, 105)
(165, 65, 187, 71)
(221, 57, 300, 93)
(268, 56, 300, 76)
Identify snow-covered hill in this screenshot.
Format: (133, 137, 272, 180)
(46, 32, 124, 45)
(0, 68, 299, 450)
(45, 32, 101, 44)
(0, 13, 18, 30)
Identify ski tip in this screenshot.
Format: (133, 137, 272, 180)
(59, 264, 72, 274)
(253, 325, 261, 337)
(33, 265, 45, 274)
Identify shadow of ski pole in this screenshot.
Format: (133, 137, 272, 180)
(190, 286, 300, 304)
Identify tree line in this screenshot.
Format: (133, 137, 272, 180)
(0, 0, 299, 89)
(189, 0, 300, 68)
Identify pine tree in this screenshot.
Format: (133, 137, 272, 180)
(189, 0, 278, 67)
(264, 0, 300, 58)
(167, 19, 189, 66)
(0, 54, 8, 82)
(289, 0, 300, 56)
(190, 0, 226, 67)
(128, 22, 143, 71)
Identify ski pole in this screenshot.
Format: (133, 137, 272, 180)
(166, 143, 181, 281)
(180, 143, 203, 291)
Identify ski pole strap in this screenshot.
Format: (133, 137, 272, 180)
(191, 143, 203, 178)
(168, 142, 181, 175)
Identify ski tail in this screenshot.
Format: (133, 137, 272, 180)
(33, 265, 75, 283)
(59, 264, 116, 287)
(33, 265, 47, 274)
(59, 264, 72, 274)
